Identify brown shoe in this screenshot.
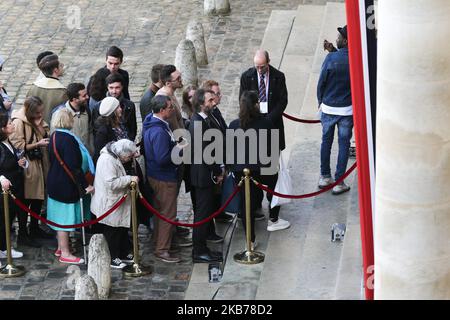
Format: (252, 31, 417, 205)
(155, 252, 180, 263)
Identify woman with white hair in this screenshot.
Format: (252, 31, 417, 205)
(90, 139, 139, 269)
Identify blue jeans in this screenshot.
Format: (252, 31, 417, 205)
(320, 113, 354, 181)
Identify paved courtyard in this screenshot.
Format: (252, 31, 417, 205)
(0, 0, 309, 300)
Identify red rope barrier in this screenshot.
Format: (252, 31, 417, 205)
(283, 112, 321, 124)
(253, 162, 357, 199)
(139, 185, 241, 227)
(10, 193, 128, 229)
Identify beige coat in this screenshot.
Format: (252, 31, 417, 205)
(90, 147, 132, 228)
(9, 107, 50, 200)
(27, 77, 67, 123)
(51, 102, 94, 155)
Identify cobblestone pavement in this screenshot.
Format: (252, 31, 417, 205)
(0, 0, 312, 300)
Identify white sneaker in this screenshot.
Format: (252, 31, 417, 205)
(332, 182, 350, 195)
(110, 258, 126, 269)
(318, 176, 334, 189)
(0, 249, 24, 259)
(267, 218, 291, 232)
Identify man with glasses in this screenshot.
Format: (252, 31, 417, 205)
(201, 80, 233, 225)
(239, 50, 290, 231)
(156, 65, 185, 133)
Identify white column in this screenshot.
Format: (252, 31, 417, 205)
(375, 0, 450, 299)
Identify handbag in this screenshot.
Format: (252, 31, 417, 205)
(271, 151, 293, 208)
(221, 172, 241, 214)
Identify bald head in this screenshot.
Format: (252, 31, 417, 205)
(253, 50, 270, 74)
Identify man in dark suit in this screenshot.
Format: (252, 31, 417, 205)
(189, 89, 225, 263)
(239, 50, 288, 218)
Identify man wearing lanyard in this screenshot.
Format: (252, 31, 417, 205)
(239, 50, 288, 222)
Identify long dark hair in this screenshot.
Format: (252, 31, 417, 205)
(89, 70, 108, 101)
(0, 111, 9, 141)
(238, 91, 260, 129)
(182, 85, 197, 119)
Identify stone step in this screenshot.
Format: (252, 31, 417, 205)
(260, 10, 297, 70)
(280, 5, 326, 153)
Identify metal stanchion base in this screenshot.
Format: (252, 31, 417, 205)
(0, 264, 26, 278)
(122, 263, 152, 278)
(233, 250, 265, 265)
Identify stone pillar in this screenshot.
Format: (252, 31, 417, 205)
(186, 20, 208, 66)
(375, 0, 450, 299)
(215, 0, 231, 15)
(204, 0, 216, 16)
(75, 275, 99, 300)
(87, 234, 111, 299)
(175, 39, 198, 87)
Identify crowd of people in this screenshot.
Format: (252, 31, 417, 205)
(0, 25, 352, 269)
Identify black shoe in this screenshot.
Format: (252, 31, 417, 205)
(207, 234, 224, 244)
(215, 212, 234, 223)
(192, 252, 221, 263)
(17, 234, 42, 248)
(209, 250, 223, 261)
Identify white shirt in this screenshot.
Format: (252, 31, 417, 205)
(320, 103, 353, 116)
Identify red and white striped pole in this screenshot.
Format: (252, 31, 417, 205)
(345, 0, 376, 300)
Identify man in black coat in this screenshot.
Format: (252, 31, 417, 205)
(189, 89, 225, 263)
(239, 50, 288, 217)
(87, 46, 130, 100)
(239, 50, 288, 151)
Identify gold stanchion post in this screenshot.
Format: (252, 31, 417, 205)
(233, 169, 265, 265)
(123, 182, 152, 277)
(0, 190, 26, 278)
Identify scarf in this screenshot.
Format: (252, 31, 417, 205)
(55, 129, 95, 175)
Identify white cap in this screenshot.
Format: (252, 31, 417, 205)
(99, 97, 120, 117)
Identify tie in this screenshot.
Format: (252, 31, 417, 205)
(259, 73, 267, 102)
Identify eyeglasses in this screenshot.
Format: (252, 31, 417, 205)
(213, 92, 222, 97)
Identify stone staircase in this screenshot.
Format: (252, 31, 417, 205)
(185, 1, 363, 300)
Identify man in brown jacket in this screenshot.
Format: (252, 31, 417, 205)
(27, 54, 67, 123)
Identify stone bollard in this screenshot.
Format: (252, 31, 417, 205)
(186, 20, 208, 66)
(75, 275, 99, 300)
(215, 0, 231, 15)
(204, 0, 216, 15)
(87, 234, 111, 299)
(175, 39, 198, 87)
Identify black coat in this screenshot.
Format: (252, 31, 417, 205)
(239, 65, 288, 151)
(87, 67, 130, 100)
(93, 117, 130, 164)
(47, 131, 87, 203)
(189, 113, 222, 188)
(227, 115, 276, 174)
(119, 97, 137, 141)
(0, 141, 24, 197)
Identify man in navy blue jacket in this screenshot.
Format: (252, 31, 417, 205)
(142, 95, 182, 263)
(317, 25, 353, 195)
